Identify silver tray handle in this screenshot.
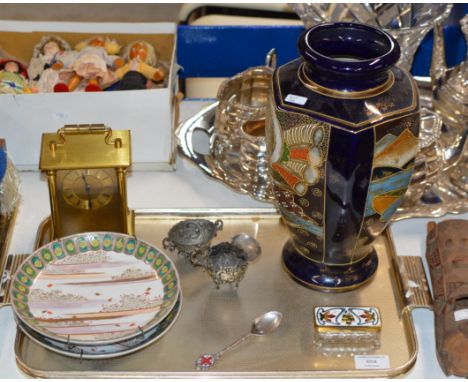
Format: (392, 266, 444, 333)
(393, 255, 433, 314)
(175, 102, 220, 177)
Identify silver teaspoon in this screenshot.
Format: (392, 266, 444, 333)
(195, 311, 283, 371)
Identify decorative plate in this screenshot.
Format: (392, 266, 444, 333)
(11, 232, 180, 345)
(17, 296, 182, 359)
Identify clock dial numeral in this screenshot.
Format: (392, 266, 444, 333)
(62, 169, 115, 210)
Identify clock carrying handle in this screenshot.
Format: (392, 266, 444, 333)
(50, 125, 123, 152)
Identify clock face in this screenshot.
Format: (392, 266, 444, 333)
(62, 169, 114, 210)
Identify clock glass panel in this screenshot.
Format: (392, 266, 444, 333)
(62, 169, 114, 210)
(55, 168, 125, 236)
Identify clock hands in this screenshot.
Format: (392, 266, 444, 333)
(82, 174, 93, 209)
(62, 169, 113, 211)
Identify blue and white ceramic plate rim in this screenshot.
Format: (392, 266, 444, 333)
(16, 294, 183, 360)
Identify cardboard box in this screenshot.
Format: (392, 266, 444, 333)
(0, 20, 177, 171)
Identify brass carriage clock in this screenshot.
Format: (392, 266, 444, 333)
(39, 125, 133, 239)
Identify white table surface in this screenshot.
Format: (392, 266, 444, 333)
(0, 100, 465, 379)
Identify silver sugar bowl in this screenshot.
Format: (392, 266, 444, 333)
(212, 50, 276, 202)
(206, 242, 249, 288)
(163, 219, 223, 266)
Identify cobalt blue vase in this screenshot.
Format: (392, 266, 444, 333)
(267, 22, 420, 292)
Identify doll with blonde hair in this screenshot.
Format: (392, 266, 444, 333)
(114, 40, 165, 90)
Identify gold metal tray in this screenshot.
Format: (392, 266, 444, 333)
(14, 208, 431, 378)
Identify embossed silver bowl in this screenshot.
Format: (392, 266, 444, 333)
(163, 219, 223, 266)
(206, 242, 249, 288)
(176, 51, 276, 203)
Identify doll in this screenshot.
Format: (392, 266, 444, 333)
(114, 40, 166, 90)
(28, 35, 72, 93)
(0, 59, 32, 94)
(54, 36, 123, 92)
(28, 36, 72, 93)
(28, 36, 71, 81)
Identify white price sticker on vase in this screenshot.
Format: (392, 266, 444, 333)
(284, 94, 307, 106)
(454, 309, 468, 322)
(354, 355, 390, 370)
